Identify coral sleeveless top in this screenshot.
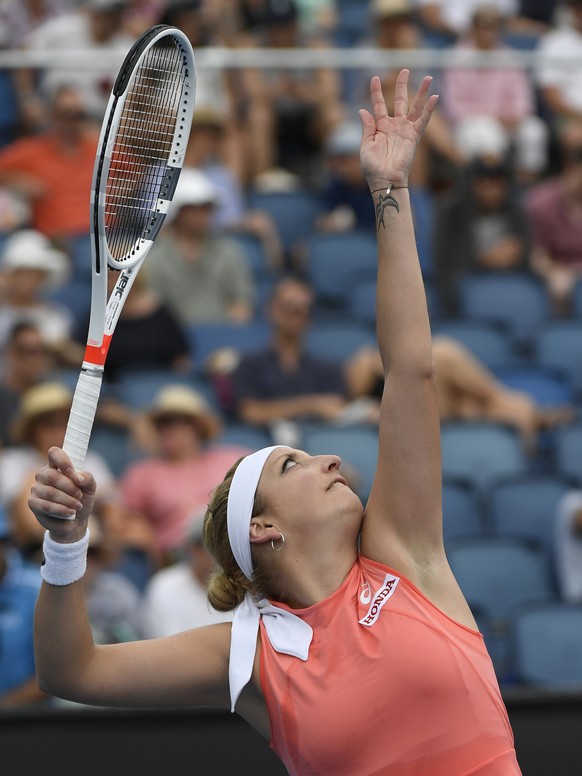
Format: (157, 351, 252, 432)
(259, 554, 522, 776)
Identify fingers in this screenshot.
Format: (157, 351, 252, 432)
(392, 69, 410, 118)
(370, 75, 389, 123)
(416, 93, 439, 134)
(31, 465, 85, 520)
(47, 446, 94, 493)
(359, 108, 376, 145)
(30, 447, 96, 522)
(407, 75, 433, 123)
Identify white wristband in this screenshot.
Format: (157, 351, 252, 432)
(41, 529, 90, 586)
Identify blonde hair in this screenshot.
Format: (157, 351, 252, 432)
(204, 458, 272, 612)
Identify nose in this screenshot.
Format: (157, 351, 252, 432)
(320, 454, 341, 471)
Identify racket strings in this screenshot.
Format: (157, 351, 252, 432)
(105, 37, 186, 260)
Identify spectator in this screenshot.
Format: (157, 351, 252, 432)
(316, 120, 378, 233)
(158, 0, 237, 123)
(77, 270, 192, 385)
(525, 116, 582, 314)
(140, 512, 233, 639)
(241, 0, 344, 185)
(555, 490, 582, 603)
(535, 0, 582, 125)
(0, 0, 69, 136)
(0, 229, 77, 365)
(0, 382, 152, 569)
(230, 276, 371, 447)
(0, 506, 48, 708)
(441, 4, 548, 185)
(183, 108, 284, 272)
(142, 168, 256, 325)
(0, 322, 55, 448)
(119, 384, 251, 561)
(434, 150, 532, 315)
(22, 0, 135, 124)
(416, 0, 519, 45)
(0, 85, 98, 242)
(347, 336, 574, 455)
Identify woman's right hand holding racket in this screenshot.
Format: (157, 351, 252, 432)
(28, 447, 96, 542)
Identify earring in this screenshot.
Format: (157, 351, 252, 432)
(271, 532, 285, 551)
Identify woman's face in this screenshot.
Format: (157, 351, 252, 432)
(254, 448, 363, 544)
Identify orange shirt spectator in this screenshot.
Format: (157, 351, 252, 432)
(0, 85, 97, 239)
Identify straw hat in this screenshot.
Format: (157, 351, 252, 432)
(12, 382, 72, 443)
(371, 0, 413, 18)
(148, 384, 221, 441)
(1, 229, 69, 290)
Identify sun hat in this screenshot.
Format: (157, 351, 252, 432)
(371, 0, 413, 18)
(12, 382, 72, 443)
(147, 384, 222, 441)
(1, 229, 69, 290)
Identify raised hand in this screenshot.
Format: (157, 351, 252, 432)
(28, 446, 96, 543)
(359, 70, 438, 191)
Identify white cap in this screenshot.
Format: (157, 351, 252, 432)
(167, 168, 219, 223)
(1, 229, 69, 289)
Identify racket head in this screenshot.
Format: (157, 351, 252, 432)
(92, 25, 196, 274)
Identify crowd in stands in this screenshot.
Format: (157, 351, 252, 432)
(2, 0, 582, 708)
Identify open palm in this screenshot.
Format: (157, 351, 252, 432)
(359, 70, 437, 190)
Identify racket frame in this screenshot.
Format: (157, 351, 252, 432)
(62, 25, 195, 476)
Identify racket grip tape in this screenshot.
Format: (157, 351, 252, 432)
(62, 369, 103, 472)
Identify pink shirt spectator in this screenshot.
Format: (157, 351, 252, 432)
(119, 445, 249, 554)
(443, 42, 534, 127)
(526, 178, 582, 266)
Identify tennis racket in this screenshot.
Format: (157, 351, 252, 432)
(61, 24, 196, 478)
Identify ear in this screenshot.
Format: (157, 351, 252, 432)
(249, 517, 281, 546)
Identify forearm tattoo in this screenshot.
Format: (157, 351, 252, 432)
(375, 193, 399, 228)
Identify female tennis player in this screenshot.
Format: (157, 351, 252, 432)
(29, 71, 522, 775)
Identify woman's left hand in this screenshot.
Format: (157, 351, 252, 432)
(359, 70, 438, 191)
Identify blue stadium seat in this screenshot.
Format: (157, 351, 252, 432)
(513, 603, 582, 688)
(114, 367, 219, 410)
(44, 279, 92, 334)
(431, 320, 514, 370)
(553, 422, 582, 485)
(302, 423, 378, 502)
(493, 364, 574, 407)
(447, 537, 555, 682)
(246, 189, 323, 255)
(487, 472, 574, 582)
(68, 232, 93, 282)
(346, 276, 376, 327)
(186, 321, 270, 369)
(536, 321, 582, 401)
(215, 423, 273, 452)
(306, 320, 377, 362)
(88, 424, 144, 478)
(440, 421, 528, 494)
(230, 232, 275, 278)
(304, 230, 378, 311)
(442, 476, 485, 545)
(458, 272, 551, 353)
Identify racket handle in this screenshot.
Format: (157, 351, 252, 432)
(62, 368, 103, 472)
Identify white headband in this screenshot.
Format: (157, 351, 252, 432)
(227, 445, 283, 581)
(225, 445, 313, 712)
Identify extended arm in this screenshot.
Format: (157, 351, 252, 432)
(358, 73, 444, 574)
(29, 447, 231, 710)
